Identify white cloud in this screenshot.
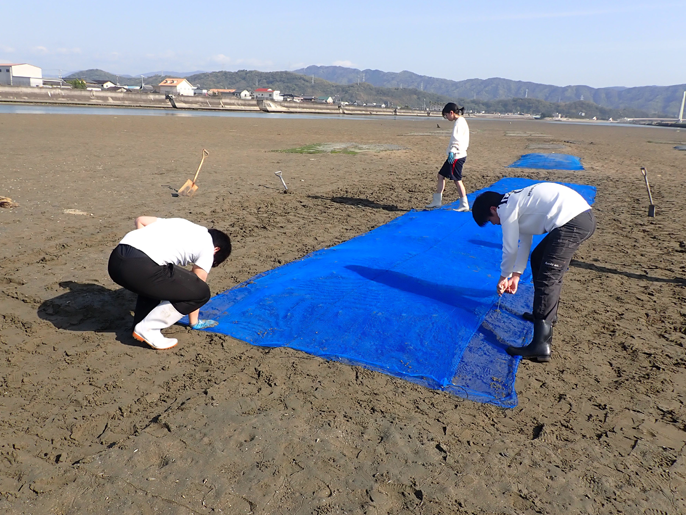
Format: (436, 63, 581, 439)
(31, 46, 81, 56)
(208, 55, 274, 69)
(332, 60, 354, 68)
(234, 58, 274, 68)
(475, 3, 681, 22)
(55, 48, 82, 55)
(0, 45, 15, 53)
(210, 54, 233, 65)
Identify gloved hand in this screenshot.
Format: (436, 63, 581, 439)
(448, 152, 456, 164)
(191, 319, 218, 330)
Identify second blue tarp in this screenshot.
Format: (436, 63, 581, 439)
(509, 153, 584, 170)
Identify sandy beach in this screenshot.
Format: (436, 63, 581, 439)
(1, 112, 685, 514)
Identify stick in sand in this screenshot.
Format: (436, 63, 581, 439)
(275, 171, 288, 193)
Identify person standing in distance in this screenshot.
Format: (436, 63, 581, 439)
(108, 216, 232, 350)
(471, 182, 596, 362)
(426, 102, 470, 212)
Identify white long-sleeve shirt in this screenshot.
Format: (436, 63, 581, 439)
(497, 183, 592, 277)
(447, 116, 469, 158)
(119, 218, 215, 274)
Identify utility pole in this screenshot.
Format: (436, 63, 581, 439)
(525, 89, 528, 98)
(679, 91, 686, 123)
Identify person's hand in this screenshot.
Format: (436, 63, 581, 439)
(191, 319, 218, 330)
(505, 274, 520, 294)
(448, 152, 456, 164)
(496, 277, 510, 295)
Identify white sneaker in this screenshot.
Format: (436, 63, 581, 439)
(425, 193, 442, 209)
(133, 301, 184, 350)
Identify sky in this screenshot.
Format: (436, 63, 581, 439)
(2, 0, 685, 88)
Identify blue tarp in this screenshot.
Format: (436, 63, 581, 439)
(509, 153, 584, 170)
(187, 178, 596, 407)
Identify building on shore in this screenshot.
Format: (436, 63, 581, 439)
(254, 88, 283, 101)
(0, 63, 43, 87)
(208, 88, 237, 97)
(158, 78, 194, 96)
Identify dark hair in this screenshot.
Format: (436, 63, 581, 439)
(442, 102, 465, 116)
(471, 191, 505, 227)
(209, 228, 232, 267)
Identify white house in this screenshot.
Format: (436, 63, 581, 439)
(92, 80, 117, 89)
(254, 88, 283, 101)
(0, 63, 43, 87)
(158, 78, 194, 96)
(239, 90, 252, 99)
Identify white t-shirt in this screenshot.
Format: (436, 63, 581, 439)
(447, 116, 469, 158)
(120, 218, 215, 273)
(497, 183, 592, 277)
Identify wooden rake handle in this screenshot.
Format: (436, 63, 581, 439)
(192, 149, 210, 183)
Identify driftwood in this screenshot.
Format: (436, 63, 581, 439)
(0, 196, 18, 208)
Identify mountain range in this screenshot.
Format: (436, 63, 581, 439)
(65, 67, 683, 117)
(296, 66, 684, 117)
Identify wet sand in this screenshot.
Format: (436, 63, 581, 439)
(1, 113, 685, 514)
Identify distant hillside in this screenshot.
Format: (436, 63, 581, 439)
(66, 68, 651, 120)
(296, 65, 684, 117)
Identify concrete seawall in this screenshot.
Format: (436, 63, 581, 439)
(0, 86, 260, 112)
(257, 99, 435, 117)
(0, 86, 436, 117)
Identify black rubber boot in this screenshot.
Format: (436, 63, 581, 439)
(507, 319, 552, 362)
(521, 312, 557, 325)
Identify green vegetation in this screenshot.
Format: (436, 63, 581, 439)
(67, 79, 87, 89)
(297, 65, 682, 117)
(274, 143, 403, 154)
(276, 144, 329, 154)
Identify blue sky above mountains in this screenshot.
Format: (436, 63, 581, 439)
(2, 0, 684, 88)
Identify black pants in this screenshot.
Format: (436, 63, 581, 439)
(108, 244, 211, 326)
(530, 210, 596, 324)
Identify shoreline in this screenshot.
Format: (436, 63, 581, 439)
(0, 85, 681, 127)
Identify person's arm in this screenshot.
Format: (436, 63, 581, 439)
(497, 203, 522, 294)
(135, 216, 158, 229)
(187, 265, 209, 327)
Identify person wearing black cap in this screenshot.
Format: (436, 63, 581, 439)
(471, 182, 596, 362)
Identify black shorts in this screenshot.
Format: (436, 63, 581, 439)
(438, 157, 466, 181)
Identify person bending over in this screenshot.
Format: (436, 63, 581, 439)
(471, 183, 596, 362)
(425, 102, 470, 212)
(108, 216, 231, 350)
